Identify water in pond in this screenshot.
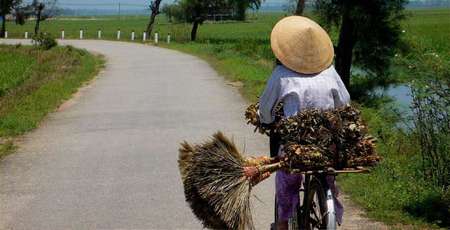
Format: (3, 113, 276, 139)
(353, 67, 412, 112)
(374, 84, 412, 108)
(371, 84, 414, 128)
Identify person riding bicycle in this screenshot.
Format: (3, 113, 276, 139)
(258, 16, 350, 230)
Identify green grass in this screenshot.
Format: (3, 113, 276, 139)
(2, 13, 283, 41)
(0, 49, 36, 96)
(0, 45, 104, 158)
(404, 9, 450, 54)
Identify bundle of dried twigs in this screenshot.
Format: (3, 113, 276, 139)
(245, 103, 381, 170)
(178, 132, 276, 230)
(245, 102, 283, 135)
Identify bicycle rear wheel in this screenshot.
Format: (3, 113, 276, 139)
(301, 176, 336, 230)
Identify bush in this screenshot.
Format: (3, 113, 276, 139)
(411, 78, 450, 187)
(409, 48, 450, 189)
(405, 42, 450, 227)
(32, 33, 57, 50)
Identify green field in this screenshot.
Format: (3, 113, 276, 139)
(2, 8, 450, 228)
(3, 9, 449, 55)
(2, 13, 279, 41)
(0, 45, 104, 158)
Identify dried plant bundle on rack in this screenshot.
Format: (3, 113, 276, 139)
(282, 144, 332, 169)
(245, 103, 381, 170)
(245, 102, 283, 135)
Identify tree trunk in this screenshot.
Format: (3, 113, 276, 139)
(146, 0, 162, 37)
(295, 0, 305, 15)
(146, 12, 157, 37)
(235, 1, 247, 21)
(191, 20, 199, 41)
(335, 4, 356, 89)
(236, 0, 248, 21)
(0, 14, 5, 38)
(35, 8, 42, 35)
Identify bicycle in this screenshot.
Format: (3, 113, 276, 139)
(270, 167, 369, 230)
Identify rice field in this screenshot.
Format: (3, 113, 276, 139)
(2, 9, 449, 55)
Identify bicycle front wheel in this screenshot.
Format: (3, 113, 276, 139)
(303, 177, 337, 230)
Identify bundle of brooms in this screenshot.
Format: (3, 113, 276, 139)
(178, 103, 380, 229)
(179, 132, 281, 230)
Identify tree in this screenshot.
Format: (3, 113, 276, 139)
(162, 3, 185, 23)
(183, 0, 208, 41)
(170, 0, 218, 41)
(146, 0, 162, 37)
(231, 0, 262, 21)
(315, 0, 407, 90)
(33, 1, 44, 34)
(12, 0, 59, 34)
(30, 0, 58, 34)
(167, 0, 262, 41)
(283, 0, 305, 15)
(166, 0, 262, 40)
(0, 0, 22, 37)
(162, 3, 173, 22)
(295, 0, 305, 15)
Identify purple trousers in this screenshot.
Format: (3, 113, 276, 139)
(276, 170, 344, 224)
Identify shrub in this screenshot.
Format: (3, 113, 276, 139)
(32, 33, 57, 50)
(408, 47, 450, 226)
(411, 77, 450, 188)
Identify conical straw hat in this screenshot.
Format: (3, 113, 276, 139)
(271, 16, 334, 74)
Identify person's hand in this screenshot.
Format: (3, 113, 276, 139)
(243, 166, 271, 186)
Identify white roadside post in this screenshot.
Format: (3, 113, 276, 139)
(4, 31, 7, 38)
(61, 29, 65, 40)
(131, 30, 135, 41)
(79, 29, 83, 39)
(98, 29, 102, 39)
(154, 32, 158, 44)
(25, 32, 28, 39)
(167, 33, 171, 44)
(143, 31, 147, 42)
(117, 29, 121, 40)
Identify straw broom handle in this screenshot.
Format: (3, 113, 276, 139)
(245, 156, 280, 166)
(256, 161, 285, 174)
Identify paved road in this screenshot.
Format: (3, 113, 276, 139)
(0, 40, 387, 230)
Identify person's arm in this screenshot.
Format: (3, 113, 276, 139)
(259, 69, 282, 124)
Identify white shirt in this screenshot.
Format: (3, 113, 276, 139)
(259, 64, 351, 124)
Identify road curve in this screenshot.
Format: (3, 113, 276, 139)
(0, 39, 387, 230)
